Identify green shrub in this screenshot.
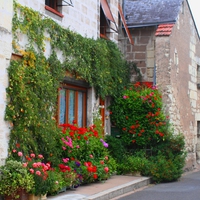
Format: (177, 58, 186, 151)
(108, 83, 186, 182)
(117, 155, 149, 175)
(109, 83, 167, 148)
(154, 131, 186, 157)
(147, 152, 186, 183)
(105, 135, 127, 162)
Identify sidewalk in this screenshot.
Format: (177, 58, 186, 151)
(48, 175, 151, 200)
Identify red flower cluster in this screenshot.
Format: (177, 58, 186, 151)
(60, 124, 99, 140)
(59, 164, 71, 172)
(84, 162, 98, 179)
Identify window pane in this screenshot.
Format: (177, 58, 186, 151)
(59, 89, 66, 124)
(68, 90, 75, 124)
(78, 92, 83, 127)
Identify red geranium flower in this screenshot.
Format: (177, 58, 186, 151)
(93, 173, 98, 179)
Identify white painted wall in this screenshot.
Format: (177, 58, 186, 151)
(0, 0, 120, 162)
(0, 0, 13, 164)
(17, 0, 99, 39)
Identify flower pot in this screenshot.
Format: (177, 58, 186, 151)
(28, 194, 41, 200)
(41, 194, 47, 200)
(4, 189, 29, 200)
(57, 186, 67, 194)
(28, 194, 47, 200)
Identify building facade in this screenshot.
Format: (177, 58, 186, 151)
(0, 0, 130, 164)
(124, 0, 200, 170)
(1, 0, 200, 170)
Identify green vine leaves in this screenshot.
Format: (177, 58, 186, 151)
(6, 1, 138, 162)
(12, 1, 132, 99)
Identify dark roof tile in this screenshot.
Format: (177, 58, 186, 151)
(124, 0, 183, 27)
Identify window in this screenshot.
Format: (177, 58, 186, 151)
(45, 0, 63, 17)
(100, 0, 117, 38)
(197, 65, 200, 89)
(198, 121, 200, 136)
(100, 6, 109, 37)
(174, 49, 178, 66)
(45, 0, 58, 10)
(58, 83, 87, 127)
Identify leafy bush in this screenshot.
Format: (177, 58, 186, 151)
(0, 160, 34, 198)
(109, 83, 167, 148)
(147, 152, 186, 183)
(117, 155, 149, 175)
(105, 135, 127, 162)
(59, 122, 116, 184)
(108, 83, 186, 182)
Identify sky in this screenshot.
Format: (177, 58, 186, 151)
(188, 0, 200, 34)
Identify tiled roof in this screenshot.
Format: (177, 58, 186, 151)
(155, 24, 175, 36)
(124, 0, 183, 28)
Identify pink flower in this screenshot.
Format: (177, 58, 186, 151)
(104, 156, 108, 160)
(104, 167, 109, 173)
(152, 86, 157, 90)
(32, 163, 38, 168)
(38, 154, 44, 159)
(62, 146, 66, 150)
(12, 149, 17, 153)
(63, 158, 69, 163)
(30, 153, 35, 158)
(76, 145, 80, 148)
(84, 162, 88, 167)
(90, 154, 93, 158)
(43, 165, 49, 171)
(32, 162, 41, 168)
(29, 169, 34, 174)
(36, 171, 41, 176)
(22, 162, 28, 167)
(18, 152, 23, 157)
(123, 95, 127, 99)
(46, 163, 50, 168)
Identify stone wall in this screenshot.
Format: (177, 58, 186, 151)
(125, 27, 156, 82)
(0, 0, 13, 164)
(156, 0, 200, 170)
(124, 0, 200, 169)
(0, 0, 122, 162)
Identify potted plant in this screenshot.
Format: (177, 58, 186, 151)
(0, 159, 34, 200)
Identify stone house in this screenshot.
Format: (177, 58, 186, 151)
(123, 0, 200, 170)
(0, 0, 133, 164)
(1, 0, 200, 171)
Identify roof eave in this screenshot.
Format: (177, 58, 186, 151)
(127, 20, 176, 29)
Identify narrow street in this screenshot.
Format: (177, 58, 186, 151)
(115, 170, 200, 200)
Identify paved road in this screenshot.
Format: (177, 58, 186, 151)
(117, 171, 200, 200)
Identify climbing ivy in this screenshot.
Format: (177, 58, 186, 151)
(5, 1, 134, 163)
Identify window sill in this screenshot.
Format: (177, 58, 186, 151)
(100, 33, 109, 40)
(45, 5, 64, 18)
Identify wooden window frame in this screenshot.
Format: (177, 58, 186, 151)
(58, 83, 87, 127)
(45, 0, 64, 18)
(100, 6, 109, 38)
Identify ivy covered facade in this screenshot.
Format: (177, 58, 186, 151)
(1, 0, 200, 170)
(0, 0, 133, 163)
